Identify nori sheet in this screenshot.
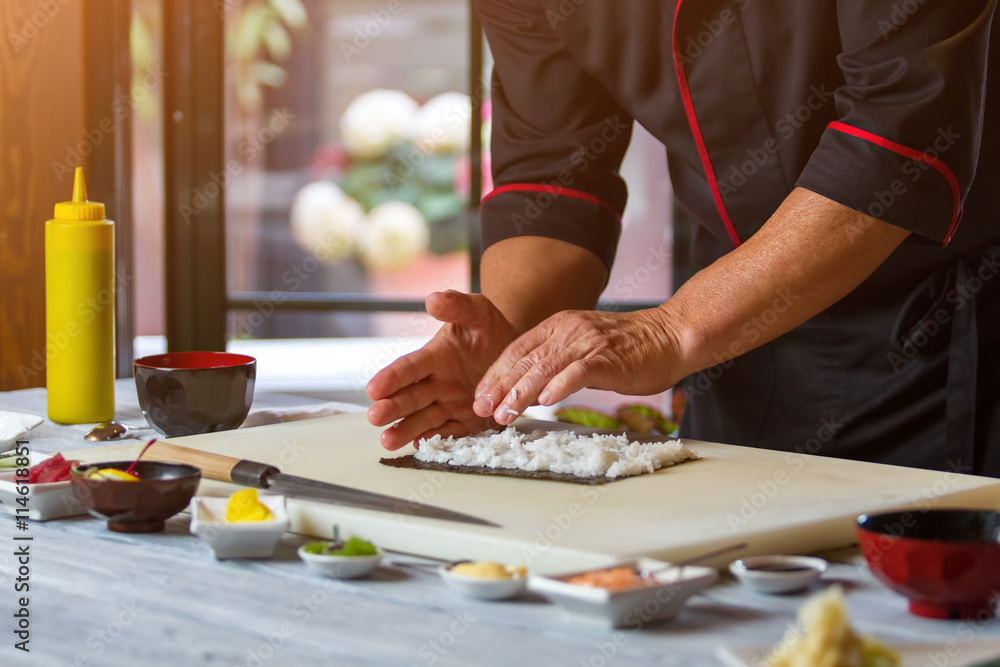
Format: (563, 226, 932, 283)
(379, 455, 652, 485)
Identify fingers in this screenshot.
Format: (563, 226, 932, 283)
(474, 325, 548, 399)
(368, 381, 435, 427)
(366, 349, 437, 401)
(482, 347, 570, 426)
(369, 378, 472, 426)
(539, 359, 594, 406)
(379, 402, 451, 451)
(426, 290, 495, 327)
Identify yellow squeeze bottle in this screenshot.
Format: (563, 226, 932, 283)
(45, 167, 115, 424)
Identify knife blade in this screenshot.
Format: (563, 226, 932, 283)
(263, 471, 498, 526)
(141, 440, 499, 527)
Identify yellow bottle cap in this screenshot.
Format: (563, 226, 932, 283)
(53, 167, 106, 220)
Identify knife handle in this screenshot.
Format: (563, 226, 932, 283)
(141, 441, 278, 488)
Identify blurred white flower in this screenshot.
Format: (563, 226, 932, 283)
(340, 89, 419, 160)
(289, 181, 364, 262)
(357, 201, 429, 272)
(411, 91, 471, 154)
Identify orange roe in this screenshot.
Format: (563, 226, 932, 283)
(567, 566, 654, 590)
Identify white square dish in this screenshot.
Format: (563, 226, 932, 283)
(0, 452, 88, 521)
(0, 411, 44, 449)
(189, 495, 290, 559)
(527, 558, 718, 628)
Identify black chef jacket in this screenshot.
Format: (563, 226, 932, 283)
(475, 0, 1000, 477)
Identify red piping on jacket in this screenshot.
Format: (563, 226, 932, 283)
(671, 0, 742, 249)
(482, 183, 622, 223)
(827, 121, 963, 244)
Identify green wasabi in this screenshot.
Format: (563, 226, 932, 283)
(304, 537, 378, 557)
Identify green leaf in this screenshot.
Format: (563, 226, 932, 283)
(554, 407, 620, 430)
(269, 0, 308, 30)
(414, 154, 457, 188)
(416, 192, 464, 224)
(263, 22, 292, 61)
(253, 61, 288, 88)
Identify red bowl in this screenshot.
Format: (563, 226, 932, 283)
(856, 510, 1000, 620)
(134, 352, 256, 438)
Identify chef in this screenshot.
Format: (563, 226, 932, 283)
(367, 0, 1000, 478)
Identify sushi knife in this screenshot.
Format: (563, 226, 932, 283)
(140, 440, 500, 528)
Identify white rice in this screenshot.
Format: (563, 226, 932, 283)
(416, 427, 696, 479)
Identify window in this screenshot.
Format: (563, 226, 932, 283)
(148, 1, 677, 415)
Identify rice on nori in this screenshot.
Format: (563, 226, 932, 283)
(396, 427, 697, 481)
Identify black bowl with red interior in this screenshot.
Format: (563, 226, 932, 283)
(857, 509, 1000, 620)
(134, 352, 256, 438)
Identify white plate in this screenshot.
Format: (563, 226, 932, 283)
(0, 452, 88, 521)
(528, 558, 718, 628)
(439, 564, 528, 601)
(729, 556, 827, 595)
(189, 495, 290, 559)
(718, 640, 1000, 667)
(0, 411, 44, 449)
(298, 545, 383, 579)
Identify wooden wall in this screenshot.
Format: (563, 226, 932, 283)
(0, 1, 87, 390)
(0, 0, 133, 392)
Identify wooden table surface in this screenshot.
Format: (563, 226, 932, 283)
(3, 380, 999, 667)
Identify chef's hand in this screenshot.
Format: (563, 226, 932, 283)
(473, 309, 681, 425)
(367, 290, 518, 450)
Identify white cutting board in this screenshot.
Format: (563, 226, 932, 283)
(65, 413, 1000, 575)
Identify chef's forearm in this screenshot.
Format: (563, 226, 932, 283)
(481, 236, 608, 334)
(658, 187, 910, 382)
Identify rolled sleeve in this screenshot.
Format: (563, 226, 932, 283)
(796, 0, 996, 244)
(475, 0, 633, 272)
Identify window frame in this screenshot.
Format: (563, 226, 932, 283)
(162, 4, 664, 352)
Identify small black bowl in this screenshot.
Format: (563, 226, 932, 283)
(134, 352, 256, 438)
(70, 461, 201, 533)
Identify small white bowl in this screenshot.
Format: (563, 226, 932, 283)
(729, 555, 827, 594)
(439, 564, 528, 601)
(298, 545, 383, 579)
(189, 495, 290, 559)
(528, 559, 719, 628)
(0, 411, 43, 449)
(0, 452, 87, 521)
